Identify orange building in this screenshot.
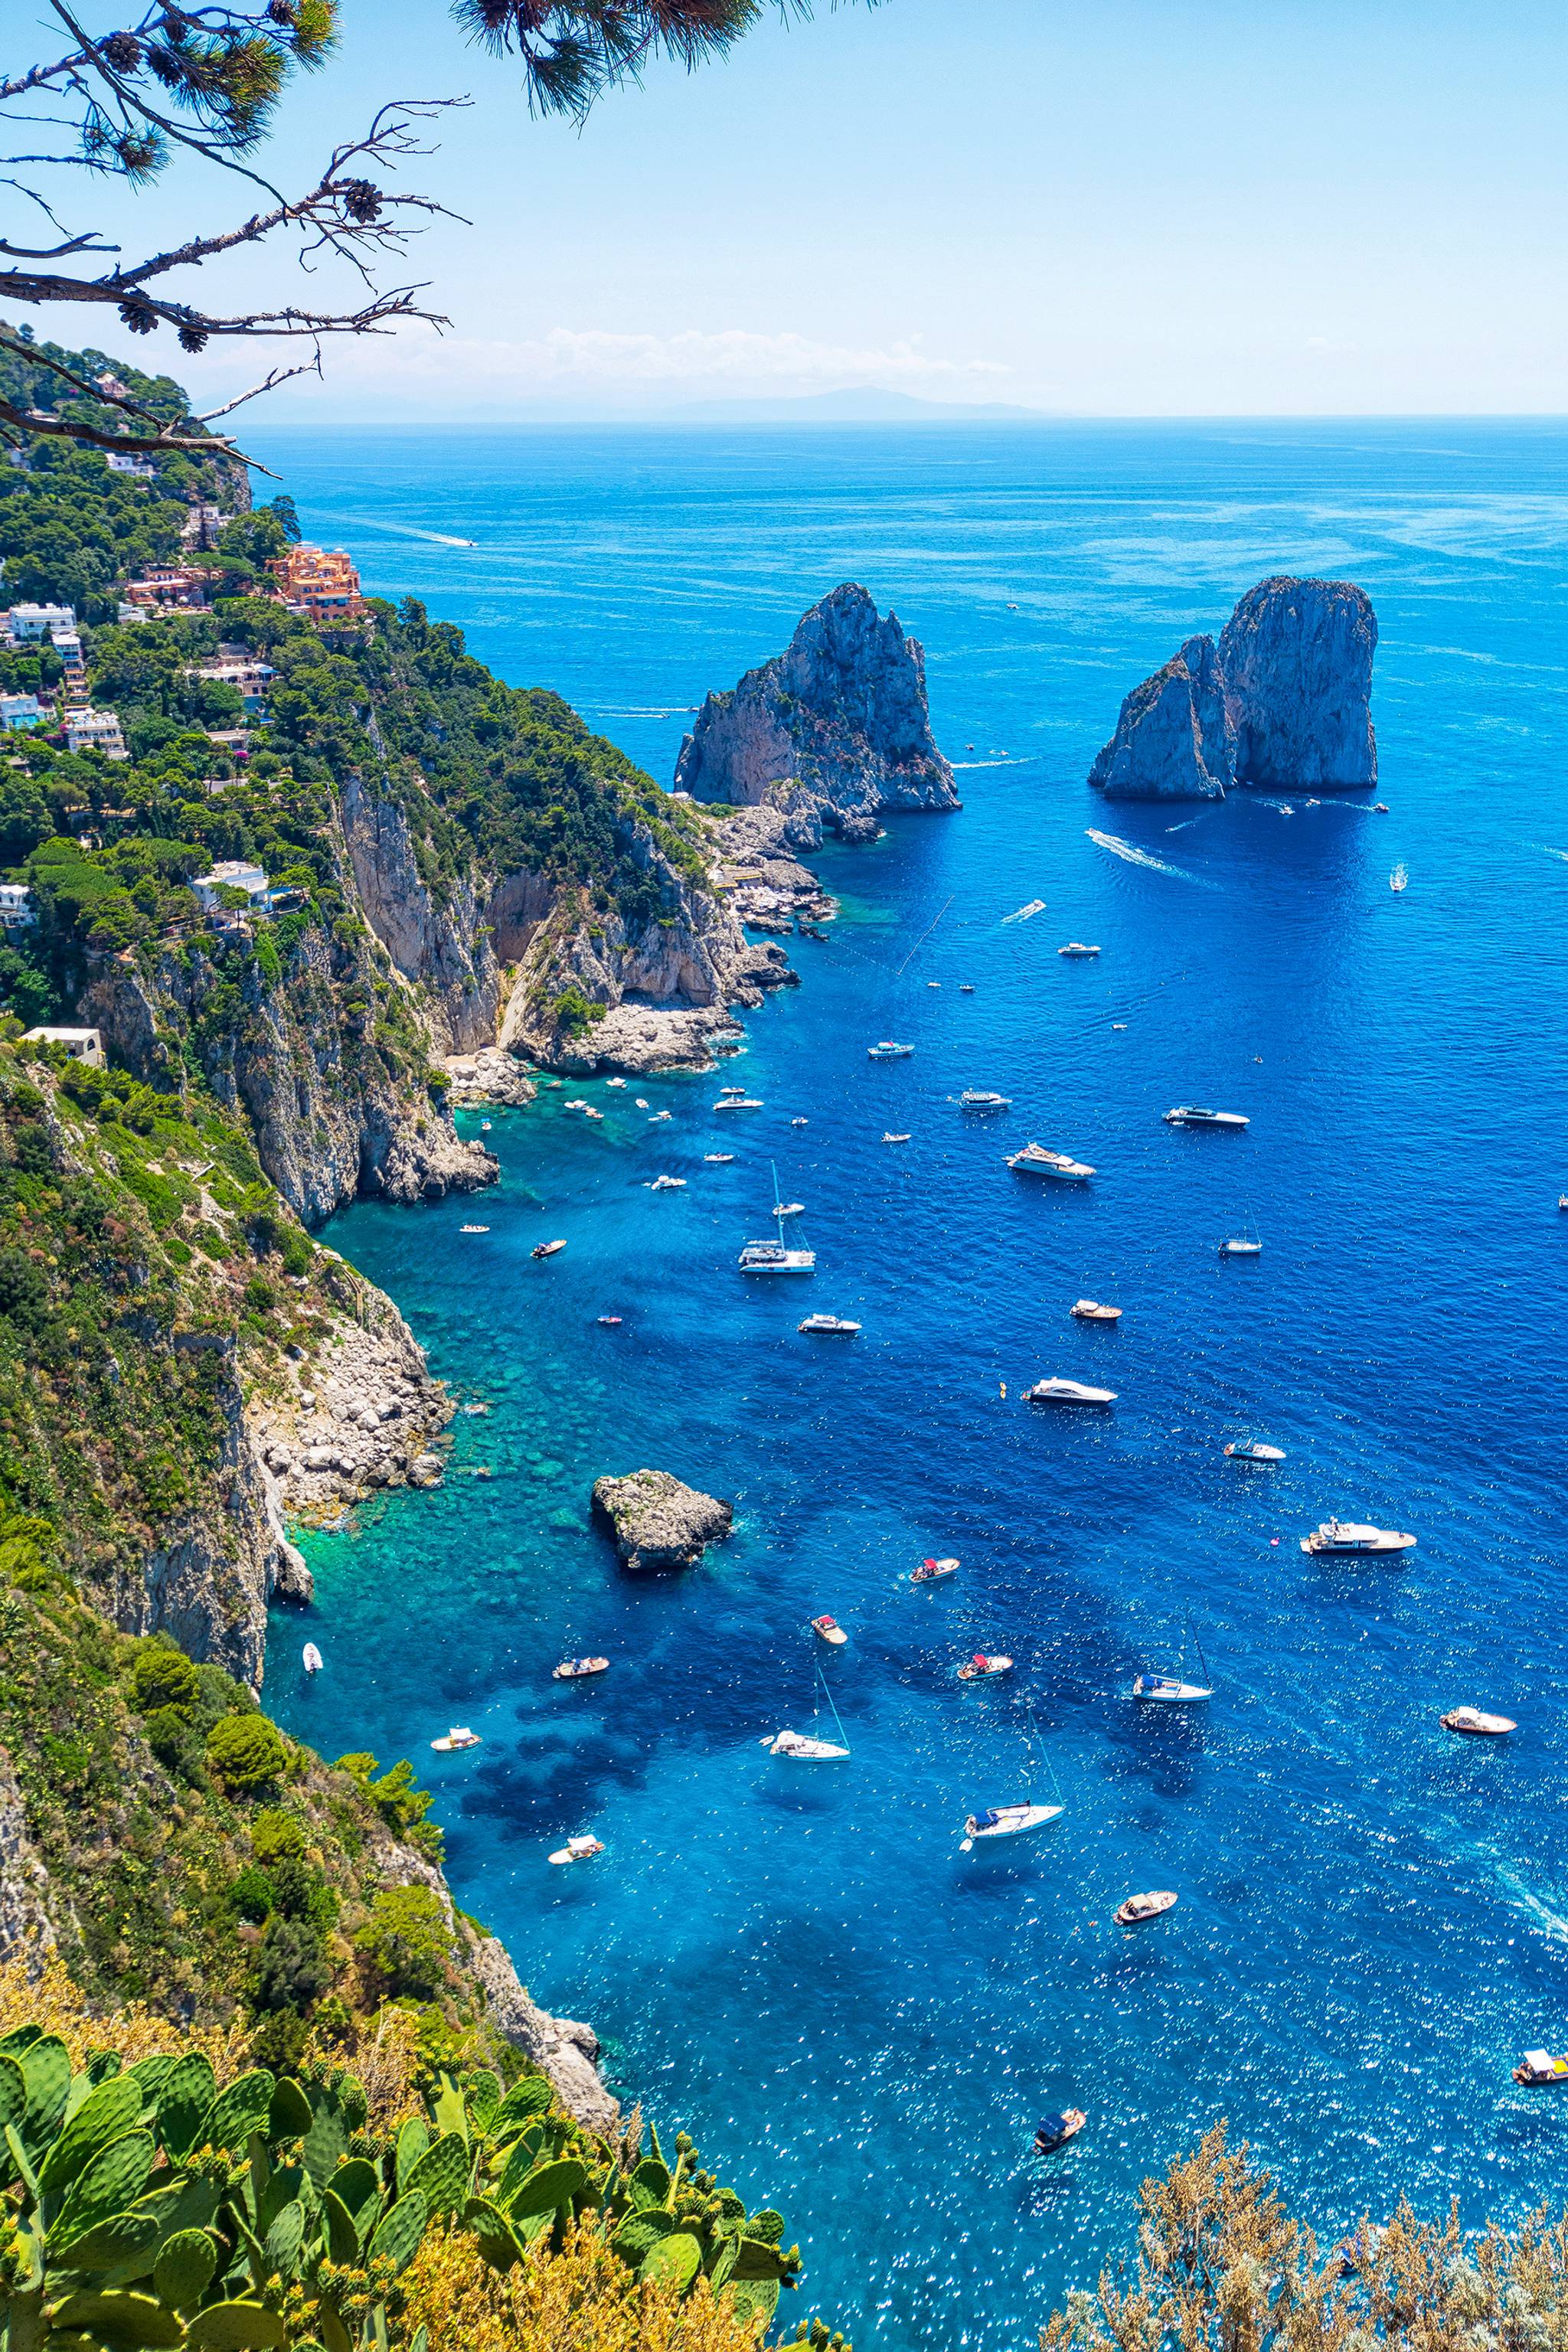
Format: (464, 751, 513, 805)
(267, 544, 365, 621)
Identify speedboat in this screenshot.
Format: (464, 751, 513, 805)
(431, 1725, 482, 1752)
(956, 1653, 1012, 1681)
(1165, 1106, 1249, 1129)
(1225, 1439, 1284, 1462)
(738, 1238, 815, 1274)
(1390, 865, 1408, 892)
(882, 1132, 912, 1144)
(1058, 942, 1100, 958)
(554, 1657, 609, 1681)
(547, 1834, 604, 1867)
(1114, 1890, 1178, 1925)
(302, 1642, 324, 1675)
(596, 1315, 622, 1326)
(1008, 1144, 1095, 1181)
(959, 983, 975, 993)
(912, 1557, 959, 1583)
(799, 1313, 861, 1335)
(714, 1096, 763, 1110)
(532, 1239, 566, 1259)
(776, 1200, 805, 1217)
(459, 1223, 489, 1233)
(1025, 1377, 1116, 1405)
(1131, 1674, 1211, 1704)
(647, 1174, 685, 1191)
(1374, 802, 1389, 812)
(634, 1098, 649, 1109)
(961, 1802, 1062, 1848)
(1300, 1521, 1416, 1558)
(584, 1107, 604, 1121)
(867, 1041, 914, 1060)
(1070, 1300, 1121, 1322)
(1034, 2109, 1086, 2151)
(1514, 2050, 1568, 2085)
(1441, 1707, 1516, 1736)
(760, 1730, 849, 1761)
(811, 1615, 848, 1647)
(704, 1152, 735, 1163)
(1220, 1237, 1263, 1256)
(606, 1076, 626, 1088)
(648, 1109, 672, 1122)
(479, 1118, 492, 1131)
(791, 1117, 808, 1127)
(959, 1089, 1011, 1112)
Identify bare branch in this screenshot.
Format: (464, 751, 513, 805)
(194, 351, 322, 423)
(0, 393, 273, 471)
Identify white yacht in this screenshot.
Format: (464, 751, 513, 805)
(647, 1175, 685, 1191)
(704, 1153, 735, 1163)
(714, 1095, 763, 1111)
(761, 1730, 849, 1762)
(959, 1089, 1011, 1112)
(1058, 941, 1100, 958)
(1220, 1236, 1262, 1256)
(740, 1237, 815, 1275)
(960, 1802, 1063, 1849)
(1025, 1377, 1117, 1405)
(1008, 1143, 1095, 1181)
(1165, 1106, 1250, 1129)
(799, 1313, 861, 1336)
(867, 1041, 914, 1060)
(1130, 1674, 1212, 1705)
(1301, 1521, 1416, 1558)
(1224, 1439, 1285, 1462)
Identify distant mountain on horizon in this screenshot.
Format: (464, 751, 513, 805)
(672, 384, 1049, 423)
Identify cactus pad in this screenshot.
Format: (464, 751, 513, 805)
(630, 2155, 671, 2207)
(728, 2236, 792, 2282)
(19, 2036, 70, 2147)
(368, 2189, 429, 2273)
(301, 2099, 347, 2190)
(184, 2298, 291, 2347)
(39, 2073, 145, 2192)
(724, 2278, 782, 2331)
(266, 2076, 312, 2141)
(394, 2116, 428, 2194)
(489, 2077, 553, 2138)
(263, 2197, 306, 2276)
(402, 2132, 470, 2215)
(639, 2231, 703, 2294)
(52, 2205, 161, 2273)
(155, 2053, 217, 2159)
(200, 2070, 276, 2154)
(153, 2227, 220, 2311)
(463, 2070, 502, 2131)
(328, 2157, 380, 2216)
(609, 2212, 678, 2266)
(47, 2289, 185, 2346)
(52, 2130, 156, 2248)
(505, 2157, 586, 2220)
(0, 2053, 27, 2139)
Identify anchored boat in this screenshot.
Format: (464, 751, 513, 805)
(912, 1556, 959, 1583)
(1225, 1438, 1284, 1462)
(740, 1162, 817, 1275)
(1008, 1143, 1096, 1181)
(1441, 1707, 1516, 1736)
(1301, 1521, 1416, 1558)
(1070, 1299, 1121, 1322)
(302, 1642, 323, 1675)
(1131, 1674, 1212, 1704)
(763, 1664, 852, 1761)
(1034, 2109, 1086, 2151)
(547, 1834, 604, 1867)
(1058, 941, 1100, 958)
(799, 1312, 861, 1336)
(1026, 1377, 1116, 1405)
(1514, 2050, 1568, 2085)
(960, 1802, 1062, 1851)
(959, 1089, 1011, 1112)
(1114, 1890, 1178, 1926)
(553, 1657, 609, 1681)
(956, 1652, 1012, 1681)
(868, 1041, 914, 1060)
(532, 1239, 566, 1259)
(1165, 1106, 1250, 1129)
(431, 1725, 481, 1752)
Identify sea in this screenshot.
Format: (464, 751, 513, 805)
(256, 418, 1568, 2350)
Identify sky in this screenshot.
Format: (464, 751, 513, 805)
(24, 0, 1568, 419)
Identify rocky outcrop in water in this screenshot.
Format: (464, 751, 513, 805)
(1088, 577, 1377, 801)
(674, 583, 959, 844)
(592, 1468, 733, 1572)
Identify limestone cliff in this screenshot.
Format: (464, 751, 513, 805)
(674, 582, 959, 844)
(1089, 576, 1377, 801)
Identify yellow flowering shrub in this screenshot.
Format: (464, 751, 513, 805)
(0, 1953, 246, 2075)
(393, 2221, 767, 2352)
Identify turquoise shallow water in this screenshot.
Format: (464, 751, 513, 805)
(261, 421, 1568, 2348)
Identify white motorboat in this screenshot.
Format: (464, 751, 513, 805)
(480, 1117, 493, 1130)
(867, 1041, 914, 1060)
(883, 1131, 912, 1144)
(714, 1096, 763, 1110)
(791, 1116, 808, 1126)
(1300, 1521, 1417, 1558)
(431, 1725, 482, 1752)
(704, 1152, 735, 1163)
(634, 1098, 649, 1109)
(647, 1175, 685, 1191)
(1130, 1674, 1211, 1704)
(811, 1614, 848, 1647)
(1220, 1236, 1263, 1256)
(532, 1239, 567, 1259)
(1008, 1143, 1095, 1181)
(960, 1802, 1063, 1851)
(459, 1223, 489, 1233)
(911, 1556, 959, 1583)
(1165, 1106, 1250, 1129)
(1025, 1377, 1116, 1405)
(302, 1642, 324, 1674)
(1225, 1439, 1285, 1462)
(799, 1313, 860, 1335)
(554, 1657, 609, 1681)
(584, 1106, 604, 1121)
(648, 1109, 672, 1122)
(956, 1652, 1012, 1681)
(1058, 941, 1100, 958)
(1390, 864, 1408, 892)
(760, 1729, 849, 1761)
(1114, 1890, 1178, 1925)
(547, 1834, 604, 1866)
(1070, 1300, 1121, 1322)
(606, 1076, 626, 1088)
(959, 983, 975, 992)
(776, 1200, 805, 1217)
(1441, 1707, 1516, 1736)
(959, 1089, 1011, 1112)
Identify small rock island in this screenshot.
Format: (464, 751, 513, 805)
(1089, 574, 1377, 800)
(592, 1468, 734, 1572)
(675, 582, 959, 844)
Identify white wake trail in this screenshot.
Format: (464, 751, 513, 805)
(1085, 829, 1214, 885)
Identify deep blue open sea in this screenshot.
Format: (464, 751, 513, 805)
(259, 420, 1568, 2350)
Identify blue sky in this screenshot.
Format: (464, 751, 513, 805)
(93, 0, 1568, 416)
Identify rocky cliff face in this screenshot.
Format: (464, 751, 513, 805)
(1218, 575, 1378, 790)
(674, 583, 959, 844)
(1089, 577, 1377, 801)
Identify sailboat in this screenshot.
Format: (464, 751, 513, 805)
(1219, 1217, 1262, 1256)
(1129, 1625, 1214, 1705)
(760, 1664, 851, 1761)
(738, 1161, 815, 1275)
(959, 1707, 1064, 1848)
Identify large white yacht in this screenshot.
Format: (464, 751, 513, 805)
(1007, 1143, 1096, 1181)
(1164, 1106, 1250, 1129)
(1299, 1521, 1416, 1557)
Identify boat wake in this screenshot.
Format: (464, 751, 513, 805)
(952, 755, 1040, 769)
(1085, 830, 1214, 885)
(1000, 897, 1047, 924)
(1538, 844, 1568, 865)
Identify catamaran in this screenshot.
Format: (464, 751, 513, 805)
(1008, 1143, 1095, 1181)
(739, 1163, 816, 1275)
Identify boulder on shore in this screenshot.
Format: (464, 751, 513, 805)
(675, 583, 959, 846)
(1087, 576, 1377, 801)
(591, 1468, 733, 1572)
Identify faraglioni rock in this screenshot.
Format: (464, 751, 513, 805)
(591, 1467, 734, 1572)
(1088, 576, 1377, 800)
(674, 582, 959, 844)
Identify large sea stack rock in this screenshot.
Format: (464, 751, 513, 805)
(1217, 575, 1377, 790)
(675, 583, 958, 845)
(591, 1468, 733, 1573)
(1086, 634, 1232, 801)
(1087, 575, 1377, 801)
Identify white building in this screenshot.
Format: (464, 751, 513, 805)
(191, 858, 269, 910)
(24, 1026, 104, 1067)
(115, 602, 149, 626)
(64, 707, 127, 759)
(0, 886, 34, 929)
(195, 657, 274, 716)
(0, 695, 41, 733)
(5, 603, 74, 644)
(106, 453, 155, 479)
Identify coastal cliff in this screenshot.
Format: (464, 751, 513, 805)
(675, 581, 959, 844)
(1089, 575, 1377, 800)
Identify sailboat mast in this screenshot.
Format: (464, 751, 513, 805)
(817, 1666, 851, 1752)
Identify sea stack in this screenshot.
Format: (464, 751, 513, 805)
(1087, 576, 1377, 801)
(591, 1468, 733, 1572)
(675, 583, 958, 845)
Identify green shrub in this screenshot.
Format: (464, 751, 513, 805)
(130, 1640, 198, 1717)
(230, 1862, 276, 1922)
(251, 1804, 307, 1866)
(354, 1883, 455, 2000)
(206, 1710, 287, 1792)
